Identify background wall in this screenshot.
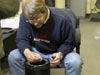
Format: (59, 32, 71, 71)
(86, 0, 97, 14)
(67, 0, 86, 18)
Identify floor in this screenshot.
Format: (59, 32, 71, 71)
(1, 18, 100, 75)
(80, 18, 100, 75)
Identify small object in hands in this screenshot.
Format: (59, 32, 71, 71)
(52, 56, 55, 59)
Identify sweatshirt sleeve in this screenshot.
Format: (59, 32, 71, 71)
(16, 14, 32, 53)
(58, 18, 75, 57)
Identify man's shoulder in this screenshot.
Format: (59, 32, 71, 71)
(20, 13, 25, 19)
(49, 7, 63, 14)
(19, 13, 28, 22)
(49, 7, 76, 22)
(49, 7, 70, 19)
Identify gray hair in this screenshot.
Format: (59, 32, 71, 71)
(22, 0, 46, 17)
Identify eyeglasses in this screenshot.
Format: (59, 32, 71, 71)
(26, 12, 45, 24)
(25, 6, 47, 24)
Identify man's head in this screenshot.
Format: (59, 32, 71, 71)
(22, 0, 48, 28)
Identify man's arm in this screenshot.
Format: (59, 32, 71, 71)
(16, 14, 43, 62)
(58, 18, 75, 57)
(16, 14, 32, 53)
(50, 18, 75, 67)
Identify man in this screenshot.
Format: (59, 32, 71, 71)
(8, 0, 83, 75)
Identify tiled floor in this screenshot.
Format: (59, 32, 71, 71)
(1, 18, 100, 75)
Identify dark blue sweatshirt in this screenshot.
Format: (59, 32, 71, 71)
(16, 7, 75, 57)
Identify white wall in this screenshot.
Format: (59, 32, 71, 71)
(68, 0, 86, 18)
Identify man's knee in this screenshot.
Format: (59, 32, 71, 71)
(8, 49, 21, 63)
(8, 50, 16, 62)
(64, 52, 83, 68)
(69, 58, 82, 68)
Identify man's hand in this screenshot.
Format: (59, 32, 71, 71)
(23, 48, 42, 63)
(50, 52, 63, 67)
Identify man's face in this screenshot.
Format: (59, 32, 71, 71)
(26, 11, 46, 28)
(23, 0, 47, 28)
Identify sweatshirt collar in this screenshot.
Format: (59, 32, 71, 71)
(44, 7, 50, 24)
